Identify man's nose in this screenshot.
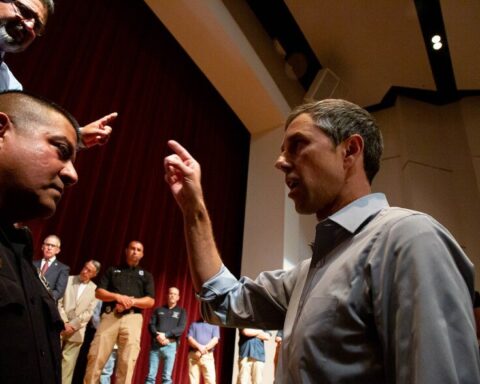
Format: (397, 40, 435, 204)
(275, 154, 291, 173)
(60, 161, 78, 187)
(22, 18, 35, 31)
(19, 17, 37, 38)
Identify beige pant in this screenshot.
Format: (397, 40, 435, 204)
(237, 357, 264, 384)
(188, 351, 216, 384)
(61, 340, 83, 384)
(84, 312, 143, 384)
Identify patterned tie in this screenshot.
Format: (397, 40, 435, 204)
(41, 259, 49, 275)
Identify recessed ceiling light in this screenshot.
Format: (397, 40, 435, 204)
(433, 42, 443, 50)
(431, 35, 441, 44)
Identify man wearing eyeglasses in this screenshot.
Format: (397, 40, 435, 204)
(0, 0, 117, 148)
(0, 0, 49, 90)
(33, 234, 70, 301)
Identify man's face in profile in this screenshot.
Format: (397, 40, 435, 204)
(0, 0, 47, 53)
(276, 113, 346, 220)
(0, 109, 78, 221)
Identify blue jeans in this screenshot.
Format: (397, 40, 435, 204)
(145, 342, 177, 384)
(100, 350, 117, 384)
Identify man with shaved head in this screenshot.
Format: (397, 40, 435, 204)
(0, 90, 79, 383)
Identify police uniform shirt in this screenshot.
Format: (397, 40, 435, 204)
(149, 305, 187, 343)
(0, 224, 64, 383)
(97, 264, 154, 313)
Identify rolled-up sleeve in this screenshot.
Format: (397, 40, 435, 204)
(198, 264, 299, 330)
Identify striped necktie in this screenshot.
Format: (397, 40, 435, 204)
(41, 259, 50, 275)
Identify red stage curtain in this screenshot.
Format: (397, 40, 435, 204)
(9, 0, 249, 382)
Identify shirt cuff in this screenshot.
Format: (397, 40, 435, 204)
(197, 265, 239, 302)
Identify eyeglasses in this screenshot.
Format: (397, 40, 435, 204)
(10, 1, 45, 36)
(43, 243, 59, 248)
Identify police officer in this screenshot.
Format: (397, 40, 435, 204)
(0, 91, 79, 384)
(145, 287, 187, 384)
(84, 240, 155, 384)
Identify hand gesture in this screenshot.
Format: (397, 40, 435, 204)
(80, 112, 117, 148)
(164, 140, 204, 212)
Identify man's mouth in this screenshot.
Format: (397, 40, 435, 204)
(286, 177, 299, 191)
(5, 21, 26, 43)
(49, 184, 64, 195)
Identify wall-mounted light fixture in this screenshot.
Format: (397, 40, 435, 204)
(431, 35, 443, 50)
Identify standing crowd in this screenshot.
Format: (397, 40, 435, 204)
(36, 235, 222, 384)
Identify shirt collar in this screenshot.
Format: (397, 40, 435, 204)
(45, 256, 56, 264)
(122, 263, 139, 271)
(326, 193, 389, 234)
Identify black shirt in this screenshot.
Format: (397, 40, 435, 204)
(0, 224, 64, 384)
(97, 264, 154, 313)
(149, 305, 187, 344)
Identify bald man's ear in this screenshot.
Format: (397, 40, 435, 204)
(0, 113, 13, 144)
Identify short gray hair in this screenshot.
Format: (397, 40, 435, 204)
(88, 260, 101, 274)
(44, 234, 61, 247)
(40, 0, 54, 18)
(285, 99, 383, 183)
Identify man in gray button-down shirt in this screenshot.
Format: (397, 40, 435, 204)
(164, 99, 480, 383)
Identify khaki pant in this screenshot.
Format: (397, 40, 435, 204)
(237, 357, 264, 384)
(188, 351, 216, 384)
(61, 340, 83, 384)
(84, 312, 143, 384)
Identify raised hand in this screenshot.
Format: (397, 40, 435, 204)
(164, 140, 204, 212)
(79, 112, 117, 148)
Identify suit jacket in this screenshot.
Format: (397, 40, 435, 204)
(33, 258, 70, 301)
(58, 275, 99, 343)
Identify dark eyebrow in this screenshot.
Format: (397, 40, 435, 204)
(50, 135, 76, 161)
(284, 132, 307, 147)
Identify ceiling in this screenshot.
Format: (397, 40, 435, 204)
(146, 0, 480, 134)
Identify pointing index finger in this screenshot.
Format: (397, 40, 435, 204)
(167, 140, 194, 162)
(99, 112, 118, 127)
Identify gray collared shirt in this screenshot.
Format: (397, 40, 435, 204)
(199, 193, 480, 383)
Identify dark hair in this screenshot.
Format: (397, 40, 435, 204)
(286, 99, 383, 183)
(0, 90, 80, 142)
